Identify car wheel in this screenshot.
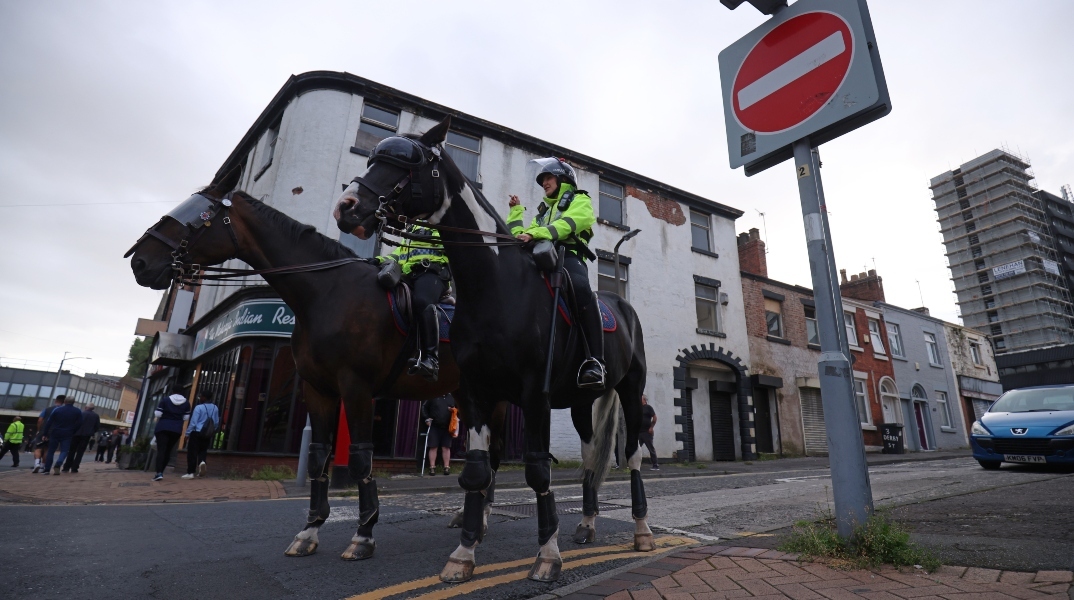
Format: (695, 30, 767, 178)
(977, 460, 1001, 470)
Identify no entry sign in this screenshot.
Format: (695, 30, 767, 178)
(719, 0, 890, 175)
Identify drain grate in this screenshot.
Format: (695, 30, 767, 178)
(118, 482, 151, 487)
(494, 500, 618, 518)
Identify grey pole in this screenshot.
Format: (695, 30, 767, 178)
(793, 138, 873, 538)
(295, 415, 312, 487)
(811, 148, 851, 358)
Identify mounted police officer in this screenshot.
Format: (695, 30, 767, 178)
(376, 224, 450, 381)
(508, 157, 605, 390)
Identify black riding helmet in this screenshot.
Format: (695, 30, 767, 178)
(368, 136, 432, 169)
(531, 157, 578, 188)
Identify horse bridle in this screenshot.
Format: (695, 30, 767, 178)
(124, 191, 241, 283)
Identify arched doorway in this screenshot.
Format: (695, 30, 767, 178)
(879, 377, 902, 425)
(910, 385, 933, 450)
(672, 344, 755, 462)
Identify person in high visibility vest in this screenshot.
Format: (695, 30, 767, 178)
(0, 417, 25, 467)
(375, 224, 451, 381)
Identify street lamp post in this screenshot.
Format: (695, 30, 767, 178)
(614, 229, 641, 298)
(51, 352, 90, 401)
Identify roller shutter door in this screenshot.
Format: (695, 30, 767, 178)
(801, 387, 828, 456)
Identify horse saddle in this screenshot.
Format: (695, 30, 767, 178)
(541, 273, 617, 332)
(386, 284, 454, 343)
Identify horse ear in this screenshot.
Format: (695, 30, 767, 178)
(420, 116, 451, 146)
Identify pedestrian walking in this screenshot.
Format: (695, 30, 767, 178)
(94, 429, 112, 462)
(421, 394, 456, 475)
(107, 428, 124, 463)
(0, 417, 25, 467)
(63, 403, 101, 473)
(182, 392, 219, 479)
(639, 394, 659, 470)
(153, 392, 190, 481)
(31, 396, 65, 473)
(41, 397, 83, 475)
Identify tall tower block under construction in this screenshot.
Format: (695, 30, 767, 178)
(931, 149, 1074, 354)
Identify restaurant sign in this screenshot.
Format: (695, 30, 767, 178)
(194, 300, 296, 357)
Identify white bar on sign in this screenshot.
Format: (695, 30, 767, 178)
(738, 31, 847, 110)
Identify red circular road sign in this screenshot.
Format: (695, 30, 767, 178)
(732, 11, 854, 134)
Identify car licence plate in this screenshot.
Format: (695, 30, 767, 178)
(1003, 454, 1046, 464)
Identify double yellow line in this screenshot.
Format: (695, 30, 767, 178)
(345, 535, 697, 600)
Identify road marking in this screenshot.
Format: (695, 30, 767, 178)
(343, 535, 696, 600)
(738, 31, 846, 110)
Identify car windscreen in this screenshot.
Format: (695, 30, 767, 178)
(989, 388, 1074, 413)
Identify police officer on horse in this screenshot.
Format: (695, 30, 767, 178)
(507, 157, 605, 390)
(376, 223, 450, 381)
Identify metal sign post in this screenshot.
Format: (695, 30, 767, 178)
(719, 0, 890, 537)
(793, 139, 872, 537)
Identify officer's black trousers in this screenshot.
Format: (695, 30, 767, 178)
(563, 253, 604, 362)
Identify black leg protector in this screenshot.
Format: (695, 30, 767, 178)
(307, 443, 331, 525)
(630, 469, 648, 520)
(581, 469, 599, 517)
(525, 452, 560, 546)
(460, 490, 486, 548)
(458, 450, 492, 491)
(348, 443, 379, 536)
(536, 491, 560, 546)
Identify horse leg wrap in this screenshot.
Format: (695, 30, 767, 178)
(460, 490, 486, 548)
(630, 469, 648, 520)
(581, 469, 599, 517)
(458, 450, 492, 491)
(524, 452, 557, 495)
(308, 442, 330, 481)
(348, 443, 374, 484)
(536, 490, 560, 546)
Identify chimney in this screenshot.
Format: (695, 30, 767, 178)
(911, 307, 930, 316)
(737, 228, 767, 277)
(839, 266, 885, 302)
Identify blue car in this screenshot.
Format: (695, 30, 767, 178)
(970, 384, 1074, 469)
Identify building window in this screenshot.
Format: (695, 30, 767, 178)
(886, 322, 904, 357)
(355, 104, 399, 150)
(984, 298, 996, 310)
(969, 341, 983, 365)
(990, 324, 1003, 336)
(765, 298, 783, 338)
(597, 258, 628, 298)
(980, 284, 992, 295)
(868, 318, 886, 355)
(844, 310, 859, 347)
(974, 259, 986, 271)
(695, 283, 720, 333)
(994, 337, 1007, 350)
(880, 378, 901, 424)
(804, 306, 819, 346)
(445, 130, 481, 182)
(924, 332, 942, 366)
(977, 272, 989, 283)
(968, 234, 980, 245)
(690, 209, 711, 252)
(259, 124, 279, 172)
(598, 180, 625, 226)
(965, 222, 976, 233)
(936, 391, 953, 428)
(971, 246, 983, 258)
(853, 378, 872, 425)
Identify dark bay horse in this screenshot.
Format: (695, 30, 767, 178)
(125, 184, 462, 561)
(335, 118, 653, 583)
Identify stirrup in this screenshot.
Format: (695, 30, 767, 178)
(576, 358, 606, 389)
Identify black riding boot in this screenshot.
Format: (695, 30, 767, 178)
(409, 305, 440, 381)
(576, 295, 606, 390)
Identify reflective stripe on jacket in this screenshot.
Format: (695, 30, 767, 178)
(4, 421, 24, 444)
(506, 182, 595, 253)
(377, 225, 448, 275)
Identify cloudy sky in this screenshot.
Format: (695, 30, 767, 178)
(1, 1, 1072, 377)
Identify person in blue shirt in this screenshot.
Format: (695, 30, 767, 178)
(182, 391, 220, 479)
(41, 397, 84, 475)
(31, 396, 65, 473)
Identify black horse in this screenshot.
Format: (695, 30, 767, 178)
(126, 184, 466, 561)
(335, 118, 653, 583)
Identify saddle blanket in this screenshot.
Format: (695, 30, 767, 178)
(542, 274, 617, 332)
(387, 290, 454, 342)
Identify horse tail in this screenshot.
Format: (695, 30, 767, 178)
(584, 389, 620, 489)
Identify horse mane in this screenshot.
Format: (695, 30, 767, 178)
(231, 190, 358, 260)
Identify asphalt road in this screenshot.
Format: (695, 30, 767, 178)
(2, 457, 1070, 599)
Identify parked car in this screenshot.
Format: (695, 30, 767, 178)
(970, 384, 1074, 469)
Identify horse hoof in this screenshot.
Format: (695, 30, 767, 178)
(572, 524, 596, 544)
(528, 556, 562, 582)
(341, 540, 375, 561)
(284, 538, 318, 557)
(440, 557, 475, 583)
(634, 533, 656, 552)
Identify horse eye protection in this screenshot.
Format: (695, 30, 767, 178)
(123, 193, 221, 258)
(368, 136, 428, 169)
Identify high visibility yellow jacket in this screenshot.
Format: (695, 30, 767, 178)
(4, 421, 24, 445)
(506, 183, 595, 255)
(376, 225, 449, 275)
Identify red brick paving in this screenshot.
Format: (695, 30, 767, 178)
(566, 546, 1072, 599)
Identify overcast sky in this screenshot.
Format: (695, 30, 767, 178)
(2, 1, 1072, 377)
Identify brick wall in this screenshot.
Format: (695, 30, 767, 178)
(844, 303, 895, 447)
(737, 228, 767, 278)
(626, 185, 686, 226)
(840, 269, 886, 303)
